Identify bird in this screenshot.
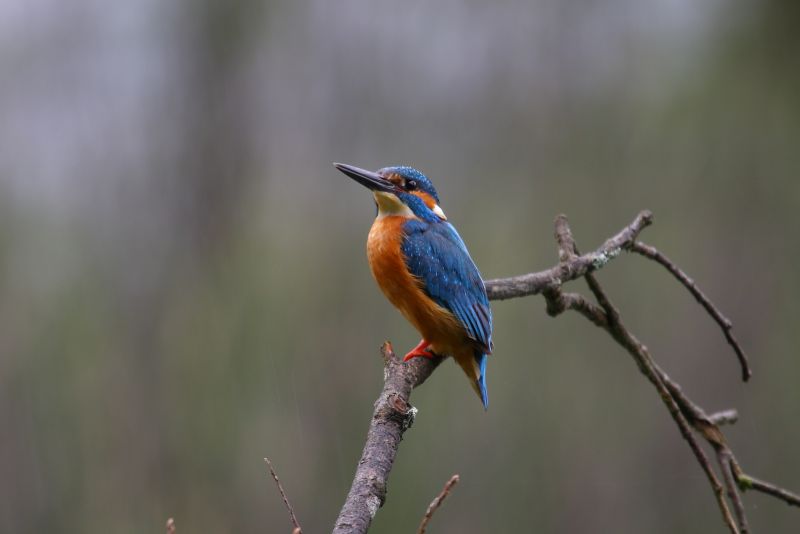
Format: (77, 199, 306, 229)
(334, 162, 493, 408)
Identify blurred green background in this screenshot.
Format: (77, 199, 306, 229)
(1, 0, 799, 532)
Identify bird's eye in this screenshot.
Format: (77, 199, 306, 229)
(406, 179, 418, 190)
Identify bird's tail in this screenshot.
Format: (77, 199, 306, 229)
(455, 350, 489, 410)
(475, 352, 489, 409)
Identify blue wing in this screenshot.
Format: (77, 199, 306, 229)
(401, 220, 493, 353)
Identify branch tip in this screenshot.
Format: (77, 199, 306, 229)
(380, 341, 395, 363)
(629, 241, 752, 381)
(418, 474, 461, 534)
(709, 410, 739, 426)
(265, 457, 302, 533)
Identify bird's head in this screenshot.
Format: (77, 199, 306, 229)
(334, 163, 447, 222)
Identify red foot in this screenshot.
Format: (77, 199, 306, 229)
(403, 339, 436, 361)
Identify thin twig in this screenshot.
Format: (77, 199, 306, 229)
(581, 271, 739, 534)
(654, 363, 800, 511)
(626, 240, 800, 521)
(718, 449, 750, 533)
(547, 219, 739, 532)
(166, 517, 176, 534)
(709, 410, 739, 426)
(417, 474, 460, 534)
(630, 241, 752, 381)
(265, 457, 303, 534)
(736, 470, 800, 507)
(557, 217, 795, 530)
(543, 288, 609, 328)
(554, 214, 578, 263)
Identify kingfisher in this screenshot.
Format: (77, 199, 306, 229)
(334, 162, 493, 408)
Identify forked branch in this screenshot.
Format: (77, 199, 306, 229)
(327, 210, 798, 533)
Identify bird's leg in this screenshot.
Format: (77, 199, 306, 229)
(403, 339, 436, 361)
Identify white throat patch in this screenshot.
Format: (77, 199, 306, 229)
(373, 192, 416, 219)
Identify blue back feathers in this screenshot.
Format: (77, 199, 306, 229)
(401, 220, 493, 353)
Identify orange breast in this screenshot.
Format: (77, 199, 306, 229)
(367, 216, 465, 354)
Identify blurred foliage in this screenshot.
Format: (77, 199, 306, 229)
(1, 0, 799, 532)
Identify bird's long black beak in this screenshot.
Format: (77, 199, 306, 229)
(333, 163, 397, 193)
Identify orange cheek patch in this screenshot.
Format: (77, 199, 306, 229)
(411, 191, 437, 210)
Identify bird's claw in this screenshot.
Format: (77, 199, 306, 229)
(403, 348, 436, 362)
(403, 339, 436, 361)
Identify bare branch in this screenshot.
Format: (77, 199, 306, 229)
(543, 288, 608, 328)
(332, 343, 443, 534)
(736, 470, 800, 507)
(554, 214, 578, 263)
(333, 210, 798, 533)
(484, 210, 653, 300)
(630, 241, 752, 381)
(652, 363, 800, 513)
(417, 474, 460, 534)
(265, 457, 303, 534)
(709, 410, 739, 426)
(550, 217, 799, 532)
(579, 269, 739, 534)
(546, 216, 740, 531)
(718, 449, 750, 533)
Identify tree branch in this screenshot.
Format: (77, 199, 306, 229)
(544, 220, 739, 532)
(629, 241, 752, 381)
(332, 344, 443, 534)
(577, 272, 739, 533)
(417, 474, 460, 534)
(484, 210, 653, 300)
(708, 410, 739, 426)
(265, 457, 303, 534)
(737, 471, 800, 507)
(332, 211, 798, 533)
